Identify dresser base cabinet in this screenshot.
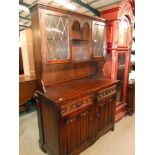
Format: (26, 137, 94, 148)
(36, 77, 118, 155)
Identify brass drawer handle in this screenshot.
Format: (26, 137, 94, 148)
(65, 117, 76, 124)
(109, 99, 113, 102)
(80, 111, 88, 117)
(76, 103, 81, 108)
(66, 120, 70, 124)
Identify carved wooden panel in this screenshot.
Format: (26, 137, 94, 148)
(61, 107, 93, 154)
(71, 16, 91, 33)
(66, 115, 81, 153)
(118, 0, 135, 23)
(97, 86, 116, 102)
(60, 95, 94, 116)
(98, 97, 115, 133)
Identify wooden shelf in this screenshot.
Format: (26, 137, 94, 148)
(92, 56, 104, 61)
(47, 38, 68, 40)
(71, 38, 90, 41)
(71, 59, 92, 63)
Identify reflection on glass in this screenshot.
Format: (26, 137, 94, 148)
(44, 14, 69, 60)
(116, 53, 126, 103)
(92, 22, 106, 57)
(119, 17, 129, 45)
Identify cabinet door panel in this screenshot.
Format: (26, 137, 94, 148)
(80, 111, 89, 144)
(106, 100, 112, 125)
(88, 112, 98, 140)
(98, 103, 106, 132)
(105, 98, 114, 126)
(109, 99, 114, 124)
(63, 109, 92, 154)
(59, 124, 68, 155)
(67, 118, 81, 152)
(98, 96, 115, 133)
(108, 100, 112, 124)
(92, 21, 106, 57)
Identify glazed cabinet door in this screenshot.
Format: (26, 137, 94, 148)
(60, 107, 93, 155)
(39, 9, 70, 64)
(92, 21, 106, 58)
(116, 53, 127, 104)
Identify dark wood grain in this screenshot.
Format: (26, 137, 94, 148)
(31, 9, 44, 92)
(30, 3, 106, 89)
(126, 81, 135, 115)
(100, 0, 134, 121)
(41, 75, 118, 104)
(30, 3, 118, 155)
(36, 76, 118, 155)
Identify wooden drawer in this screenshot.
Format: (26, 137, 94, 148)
(97, 86, 116, 102)
(60, 95, 95, 117)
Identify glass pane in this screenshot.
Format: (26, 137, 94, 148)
(44, 13, 69, 60)
(116, 53, 126, 103)
(119, 18, 129, 45)
(92, 22, 106, 57)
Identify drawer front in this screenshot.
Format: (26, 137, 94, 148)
(97, 86, 116, 102)
(60, 95, 94, 117)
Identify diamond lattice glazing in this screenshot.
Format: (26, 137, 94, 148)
(44, 14, 69, 60)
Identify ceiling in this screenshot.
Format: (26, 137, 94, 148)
(19, 0, 123, 31)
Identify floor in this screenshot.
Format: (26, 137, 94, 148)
(19, 111, 135, 155)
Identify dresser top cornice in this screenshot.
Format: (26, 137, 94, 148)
(30, 2, 106, 22)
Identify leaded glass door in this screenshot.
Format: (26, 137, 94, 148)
(92, 21, 106, 58)
(41, 10, 70, 63)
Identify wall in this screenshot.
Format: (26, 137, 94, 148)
(20, 28, 35, 76)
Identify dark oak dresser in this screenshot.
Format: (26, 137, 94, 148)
(30, 3, 118, 155)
